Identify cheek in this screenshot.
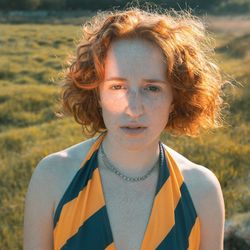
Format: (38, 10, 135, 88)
(100, 96, 124, 120)
(100, 92, 127, 113)
(146, 94, 172, 110)
(101, 99, 122, 115)
(146, 98, 172, 121)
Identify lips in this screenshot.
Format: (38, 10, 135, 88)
(123, 126, 144, 129)
(120, 125, 147, 135)
(121, 124, 146, 129)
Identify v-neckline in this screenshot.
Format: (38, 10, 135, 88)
(94, 133, 167, 250)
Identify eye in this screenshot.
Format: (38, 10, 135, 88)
(110, 84, 126, 90)
(145, 85, 161, 92)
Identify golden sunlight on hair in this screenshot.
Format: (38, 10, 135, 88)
(56, 6, 228, 137)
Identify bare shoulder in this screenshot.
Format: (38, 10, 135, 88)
(162, 143, 223, 195)
(162, 144, 225, 250)
(35, 135, 98, 207)
(23, 135, 98, 249)
(38, 135, 98, 172)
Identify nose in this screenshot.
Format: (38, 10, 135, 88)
(125, 88, 144, 119)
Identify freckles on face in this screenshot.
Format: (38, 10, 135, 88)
(99, 38, 173, 130)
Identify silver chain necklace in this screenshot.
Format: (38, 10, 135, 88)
(99, 142, 159, 182)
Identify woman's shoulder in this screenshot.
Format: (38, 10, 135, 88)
(29, 135, 99, 211)
(43, 135, 98, 166)
(162, 143, 224, 215)
(162, 143, 221, 189)
(162, 143, 225, 247)
(36, 135, 98, 174)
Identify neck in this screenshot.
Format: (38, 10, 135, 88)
(100, 132, 160, 176)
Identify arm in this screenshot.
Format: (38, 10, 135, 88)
(23, 157, 56, 250)
(196, 166, 225, 250)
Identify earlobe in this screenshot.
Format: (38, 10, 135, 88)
(97, 99, 102, 113)
(170, 103, 174, 113)
(97, 95, 102, 112)
(98, 107, 102, 114)
(98, 99, 102, 109)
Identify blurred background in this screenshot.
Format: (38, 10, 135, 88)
(0, 0, 249, 249)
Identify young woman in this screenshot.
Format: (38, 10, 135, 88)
(23, 7, 226, 250)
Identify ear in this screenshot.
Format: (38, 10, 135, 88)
(97, 95, 102, 114)
(98, 98, 102, 108)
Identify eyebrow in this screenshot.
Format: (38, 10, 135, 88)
(105, 77, 167, 84)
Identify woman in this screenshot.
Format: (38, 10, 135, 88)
(23, 7, 225, 250)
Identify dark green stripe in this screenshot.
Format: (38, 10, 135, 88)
(61, 206, 114, 250)
(155, 143, 170, 195)
(156, 182, 198, 250)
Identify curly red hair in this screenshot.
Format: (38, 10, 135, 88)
(56, 7, 227, 137)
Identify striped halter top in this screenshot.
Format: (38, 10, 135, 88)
(53, 132, 201, 250)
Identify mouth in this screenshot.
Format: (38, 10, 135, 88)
(121, 123, 146, 128)
(122, 126, 145, 129)
(120, 126, 147, 135)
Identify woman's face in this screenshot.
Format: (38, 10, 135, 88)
(99, 38, 174, 149)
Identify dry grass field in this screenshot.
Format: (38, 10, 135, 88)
(0, 14, 249, 249)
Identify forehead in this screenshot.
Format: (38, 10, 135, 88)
(104, 38, 166, 79)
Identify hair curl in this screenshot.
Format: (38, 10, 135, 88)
(56, 6, 228, 137)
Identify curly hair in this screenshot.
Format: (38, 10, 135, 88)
(56, 6, 227, 137)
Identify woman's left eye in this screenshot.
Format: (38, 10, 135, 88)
(145, 86, 161, 92)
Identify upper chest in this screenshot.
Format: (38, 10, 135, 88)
(98, 161, 159, 250)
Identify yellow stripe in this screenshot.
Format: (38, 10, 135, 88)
(53, 168, 105, 250)
(141, 177, 181, 249)
(188, 217, 201, 250)
(105, 242, 116, 250)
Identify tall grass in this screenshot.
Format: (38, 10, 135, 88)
(0, 19, 249, 249)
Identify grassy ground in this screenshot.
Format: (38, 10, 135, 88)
(0, 16, 249, 249)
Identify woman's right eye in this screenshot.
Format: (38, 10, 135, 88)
(110, 84, 126, 90)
